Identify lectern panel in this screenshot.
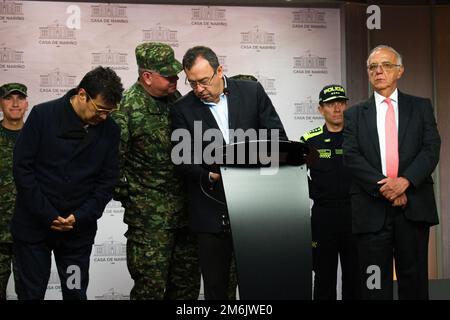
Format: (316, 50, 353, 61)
(220, 165, 312, 300)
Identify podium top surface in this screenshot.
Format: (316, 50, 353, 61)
(213, 140, 316, 168)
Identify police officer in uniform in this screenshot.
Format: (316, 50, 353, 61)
(301, 84, 358, 300)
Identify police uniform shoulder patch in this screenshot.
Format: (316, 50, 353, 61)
(300, 126, 323, 142)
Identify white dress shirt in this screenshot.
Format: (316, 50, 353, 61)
(202, 92, 230, 144)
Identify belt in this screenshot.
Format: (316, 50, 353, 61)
(314, 199, 351, 208)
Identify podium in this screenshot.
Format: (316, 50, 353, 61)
(218, 140, 313, 300)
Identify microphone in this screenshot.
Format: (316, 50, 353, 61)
(223, 87, 230, 95)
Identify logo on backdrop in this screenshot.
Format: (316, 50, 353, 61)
(95, 288, 129, 300)
(38, 20, 77, 46)
(0, 0, 24, 23)
(0, 45, 25, 71)
(217, 55, 228, 73)
(254, 72, 277, 96)
(142, 23, 179, 48)
(294, 97, 322, 122)
(292, 8, 327, 30)
(191, 6, 227, 27)
(240, 26, 276, 51)
(39, 69, 77, 96)
(102, 200, 124, 217)
(293, 50, 328, 76)
(93, 238, 126, 264)
(91, 47, 129, 71)
(90, 3, 128, 25)
(47, 270, 61, 291)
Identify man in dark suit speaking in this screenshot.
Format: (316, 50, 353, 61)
(170, 46, 287, 299)
(343, 45, 441, 299)
(11, 67, 124, 300)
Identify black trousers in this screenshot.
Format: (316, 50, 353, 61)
(13, 237, 92, 300)
(197, 232, 234, 300)
(311, 203, 359, 300)
(356, 206, 430, 300)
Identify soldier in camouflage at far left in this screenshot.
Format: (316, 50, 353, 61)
(0, 83, 28, 300)
(113, 42, 200, 300)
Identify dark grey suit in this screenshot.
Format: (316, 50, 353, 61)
(170, 77, 287, 299)
(343, 91, 441, 299)
(170, 78, 287, 233)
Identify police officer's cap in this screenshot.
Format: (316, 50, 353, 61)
(319, 84, 348, 104)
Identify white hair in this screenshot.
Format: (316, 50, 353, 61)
(367, 45, 403, 66)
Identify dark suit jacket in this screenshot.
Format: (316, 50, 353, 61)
(170, 78, 288, 233)
(11, 89, 120, 247)
(343, 91, 441, 233)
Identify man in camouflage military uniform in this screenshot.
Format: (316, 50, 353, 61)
(113, 42, 200, 300)
(0, 83, 28, 300)
(300, 84, 359, 300)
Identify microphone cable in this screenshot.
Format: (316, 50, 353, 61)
(198, 171, 226, 206)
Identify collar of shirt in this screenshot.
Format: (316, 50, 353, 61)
(202, 93, 229, 144)
(0, 121, 21, 142)
(201, 92, 226, 107)
(374, 89, 398, 107)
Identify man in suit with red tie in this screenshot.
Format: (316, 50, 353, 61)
(343, 45, 441, 299)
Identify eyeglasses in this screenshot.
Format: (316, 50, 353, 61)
(367, 62, 401, 73)
(85, 91, 118, 115)
(185, 69, 217, 89)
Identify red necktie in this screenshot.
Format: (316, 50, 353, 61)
(385, 97, 398, 178)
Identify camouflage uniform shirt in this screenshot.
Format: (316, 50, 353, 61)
(0, 123, 20, 243)
(113, 82, 187, 243)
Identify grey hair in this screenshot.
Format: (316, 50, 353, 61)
(367, 45, 403, 66)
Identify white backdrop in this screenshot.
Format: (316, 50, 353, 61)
(1, 1, 342, 299)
